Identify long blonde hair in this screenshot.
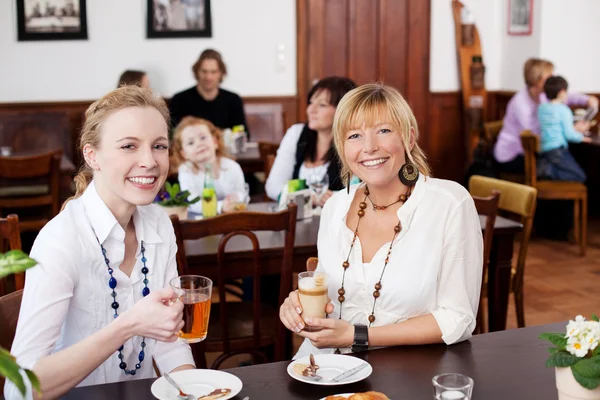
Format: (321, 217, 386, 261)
(332, 83, 431, 187)
(170, 116, 228, 173)
(64, 86, 170, 208)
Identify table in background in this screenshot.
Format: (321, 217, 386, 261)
(64, 322, 562, 400)
(571, 134, 600, 215)
(232, 145, 262, 174)
(184, 204, 522, 332)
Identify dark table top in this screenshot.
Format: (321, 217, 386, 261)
(64, 322, 564, 400)
(6, 150, 75, 172)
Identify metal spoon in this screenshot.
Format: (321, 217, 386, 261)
(163, 372, 195, 400)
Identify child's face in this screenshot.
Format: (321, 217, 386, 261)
(180, 124, 218, 165)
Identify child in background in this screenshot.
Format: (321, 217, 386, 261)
(537, 76, 592, 182)
(171, 117, 246, 214)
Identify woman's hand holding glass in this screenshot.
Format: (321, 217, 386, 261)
(120, 287, 184, 343)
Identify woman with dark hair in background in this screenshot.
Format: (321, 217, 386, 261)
(265, 76, 357, 205)
(168, 49, 248, 135)
(117, 70, 150, 88)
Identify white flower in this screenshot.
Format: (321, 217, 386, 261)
(566, 336, 590, 358)
(566, 316, 586, 339)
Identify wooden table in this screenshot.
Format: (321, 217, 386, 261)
(232, 145, 262, 174)
(184, 204, 522, 332)
(64, 321, 563, 399)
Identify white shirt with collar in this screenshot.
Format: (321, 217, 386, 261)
(295, 174, 483, 359)
(5, 181, 195, 399)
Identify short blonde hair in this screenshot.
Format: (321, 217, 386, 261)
(65, 86, 169, 207)
(171, 116, 228, 173)
(332, 83, 431, 186)
(524, 58, 554, 87)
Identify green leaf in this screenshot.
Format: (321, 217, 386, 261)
(592, 314, 599, 322)
(24, 369, 41, 394)
(0, 250, 37, 280)
(0, 348, 26, 396)
(572, 367, 600, 390)
(572, 357, 600, 378)
(594, 346, 600, 357)
(540, 332, 568, 350)
(546, 351, 580, 368)
(549, 347, 561, 354)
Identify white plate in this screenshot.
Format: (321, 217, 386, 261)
(287, 354, 372, 386)
(319, 394, 355, 400)
(151, 369, 242, 400)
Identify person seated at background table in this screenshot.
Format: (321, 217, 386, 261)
(171, 116, 246, 214)
(279, 84, 483, 358)
(117, 70, 150, 89)
(537, 76, 592, 183)
(169, 49, 249, 136)
(265, 76, 356, 204)
(4, 86, 194, 399)
(494, 58, 597, 174)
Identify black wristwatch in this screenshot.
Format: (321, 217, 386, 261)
(351, 324, 369, 353)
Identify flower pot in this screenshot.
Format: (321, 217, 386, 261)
(158, 205, 188, 220)
(556, 367, 600, 400)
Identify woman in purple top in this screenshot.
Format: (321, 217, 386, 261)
(493, 58, 598, 173)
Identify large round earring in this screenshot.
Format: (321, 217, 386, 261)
(399, 162, 419, 186)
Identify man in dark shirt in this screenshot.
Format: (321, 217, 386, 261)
(169, 49, 249, 137)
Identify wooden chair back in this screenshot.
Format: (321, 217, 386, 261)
(0, 214, 24, 296)
(0, 289, 24, 389)
(469, 175, 538, 327)
(520, 130, 540, 187)
(244, 104, 285, 143)
(0, 149, 62, 232)
(471, 190, 501, 333)
(170, 204, 297, 367)
(483, 120, 503, 146)
(258, 142, 279, 179)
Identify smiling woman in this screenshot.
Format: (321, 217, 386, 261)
(5, 86, 196, 399)
(279, 84, 484, 360)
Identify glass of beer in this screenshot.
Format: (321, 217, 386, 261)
(170, 275, 213, 343)
(297, 271, 328, 331)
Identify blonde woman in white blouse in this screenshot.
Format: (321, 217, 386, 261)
(279, 84, 483, 358)
(170, 116, 246, 214)
(5, 87, 194, 399)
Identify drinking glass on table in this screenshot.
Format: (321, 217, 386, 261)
(307, 173, 329, 209)
(228, 183, 250, 211)
(170, 275, 213, 343)
(432, 373, 474, 400)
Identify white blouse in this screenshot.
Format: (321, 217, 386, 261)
(295, 174, 483, 359)
(266, 123, 330, 200)
(178, 157, 246, 214)
(5, 181, 194, 399)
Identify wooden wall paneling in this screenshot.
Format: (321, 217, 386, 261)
(348, 0, 378, 84)
(428, 92, 465, 183)
(323, 0, 348, 78)
(296, 0, 309, 121)
(406, 0, 431, 150)
(379, 0, 408, 94)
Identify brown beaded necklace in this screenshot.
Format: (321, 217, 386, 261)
(338, 185, 413, 327)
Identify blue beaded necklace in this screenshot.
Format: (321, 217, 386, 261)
(100, 240, 150, 376)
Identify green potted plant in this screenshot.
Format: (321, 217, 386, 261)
(0, 250, 40, 398)
(540, 315, 600, 399)
(154, 182, 200, 220)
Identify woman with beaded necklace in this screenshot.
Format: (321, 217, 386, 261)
(280, 84, 483, 358)
(5, 86, 195, 399)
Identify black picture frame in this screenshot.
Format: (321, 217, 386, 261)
(147, 0, 212, 39)
(16, 0, 88, 41)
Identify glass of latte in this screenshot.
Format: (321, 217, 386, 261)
(297, 271, 328, 331)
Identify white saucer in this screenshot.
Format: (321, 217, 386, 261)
(319, 394, 355, 399)
(287, 354, 372, 386)
(151, 369, 242, 400)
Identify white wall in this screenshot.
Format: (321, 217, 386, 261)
(0, 0, 296, 102)
(431, 0, 600, 93)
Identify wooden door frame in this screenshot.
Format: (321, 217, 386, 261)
(296, 0, 431, 143)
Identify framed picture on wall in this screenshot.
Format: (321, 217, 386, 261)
(508, 0, 533, 36)
(16, 0, 88, 41)
(147, 0, 212, 39)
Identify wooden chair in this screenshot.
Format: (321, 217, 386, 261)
(483, 120, 523, 183)
(520, 130, 587, 256)
(0, 289, 23, 389)
(0, 149, 62, 233)
(471, 190, 500, 334)
(258, 141, 279, 179)
(244, 104, 285, 143)
(469, 175, 537, 328)
(0, 214, 24, 296)
(170, 204, 297, 368)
